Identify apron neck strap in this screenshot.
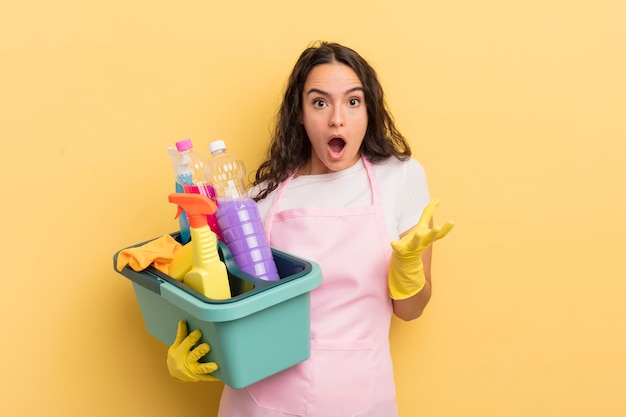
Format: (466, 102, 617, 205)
(263, 156, 380, 236)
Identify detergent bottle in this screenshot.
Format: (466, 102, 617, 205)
(168, 193, 231, 300)
(173, 138, 222, 243)
(207, 140, 279, 281)
(167, 146, 191, 244)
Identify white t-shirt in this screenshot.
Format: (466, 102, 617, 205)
(251, 156, 430, 241)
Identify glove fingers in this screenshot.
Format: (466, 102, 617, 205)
(187, 344, 218, 380)
(187, 342, 210, 363)
(417, 199, 439, 230)
(394, 200, 453, 253)
(390, 240, 401, 252)
(420, 227, 440, 248)
(423, 221, 455, 247)
(194, 361, 219, 375)
(178, 329, 202, 353)
(434, 221, 455, 242)
(171, 320, 189, 349)
(393, 227, 429, 254)
(196, 373, 219, 382)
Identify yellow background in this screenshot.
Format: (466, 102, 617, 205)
(1, 1, 624, 416)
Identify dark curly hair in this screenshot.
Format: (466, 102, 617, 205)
(252, 41, 411, 201)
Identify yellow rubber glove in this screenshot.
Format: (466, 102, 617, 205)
(388, 199, 455, 300)
(166, 321, 219, 382)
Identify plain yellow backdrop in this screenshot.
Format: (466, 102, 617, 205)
(1, 1, 624, 416)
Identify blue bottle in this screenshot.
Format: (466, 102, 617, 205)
(207, 140, 279, 281)
(167, 146, 191, 244)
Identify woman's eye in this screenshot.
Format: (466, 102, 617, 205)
(313, 99, 326, 108)
(349, 98, 360, 106)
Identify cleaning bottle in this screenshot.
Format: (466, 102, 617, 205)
(207, 140, 280, 281)
(168, 240, 194, 281)
(168, 193, 231, 300)
(173, 138, 223, 242)
(167, 146, 191, 244)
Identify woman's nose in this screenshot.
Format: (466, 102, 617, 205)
(329, 107, 345, 127)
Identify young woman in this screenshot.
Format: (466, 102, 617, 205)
(167, 41, 454, 417)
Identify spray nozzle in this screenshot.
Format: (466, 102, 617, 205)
(168, 193, 218, 228)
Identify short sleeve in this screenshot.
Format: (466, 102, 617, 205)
(397, 158, 430, 235)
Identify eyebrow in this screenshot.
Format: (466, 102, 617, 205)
(306, 86, 365, 97)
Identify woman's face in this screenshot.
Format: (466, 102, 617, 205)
(299, 62, 368, 175)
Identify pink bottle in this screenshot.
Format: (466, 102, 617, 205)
(174, 138, 223, 242)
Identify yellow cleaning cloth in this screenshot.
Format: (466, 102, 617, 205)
(116, 234, 182, 274)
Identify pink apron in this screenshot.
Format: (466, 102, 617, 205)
(218, 157, 397, 417)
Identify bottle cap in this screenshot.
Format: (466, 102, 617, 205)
(209, 140, 226, 154)
(176, 138, 193, 152)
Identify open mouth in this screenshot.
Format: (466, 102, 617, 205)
(328, 137, 346, 155)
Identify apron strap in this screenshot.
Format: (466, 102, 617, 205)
(263, 172, 295, 240)
(263, 156, 382, 240)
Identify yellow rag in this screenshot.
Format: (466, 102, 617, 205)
(116, 234, 182, 274)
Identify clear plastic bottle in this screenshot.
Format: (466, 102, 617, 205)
(173, 138, 222, 243)
(167, 146, 191, 244)
(207, 140, 279, 281)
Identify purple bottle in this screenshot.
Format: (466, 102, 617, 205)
(207, 140, 279, 281)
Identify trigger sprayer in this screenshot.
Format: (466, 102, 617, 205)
(168, 193, 231, 300)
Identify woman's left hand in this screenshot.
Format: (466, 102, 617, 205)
(388, 199, 454, 300)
